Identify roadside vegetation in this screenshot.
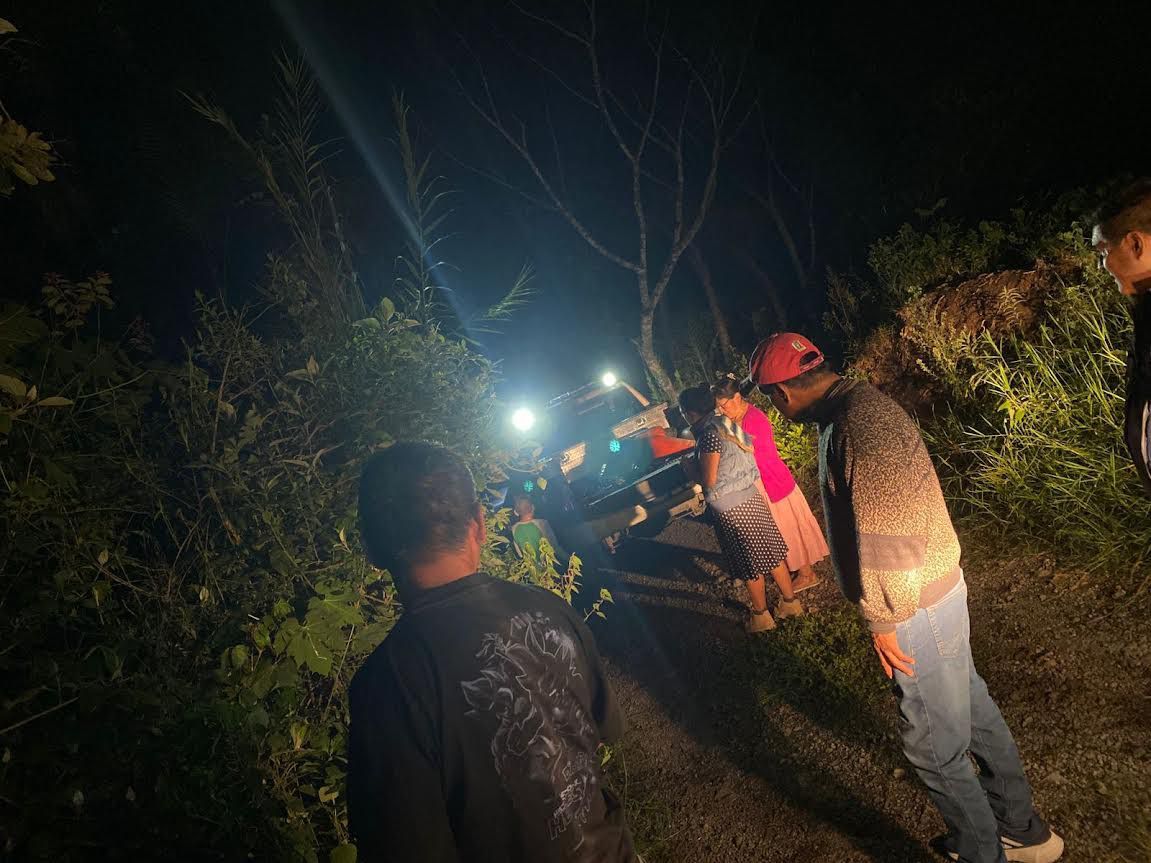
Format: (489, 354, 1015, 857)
(830, 191, 1151, 582)
(0, 61, 574, 862)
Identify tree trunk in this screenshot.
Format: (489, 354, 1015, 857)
(688, 245, 735, 365)
(638, 303, 675, 403)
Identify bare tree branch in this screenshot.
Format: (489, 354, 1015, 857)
(453, 3, 753, 397)
(453, 52, 642, 273)
(510, 0, 590, 47)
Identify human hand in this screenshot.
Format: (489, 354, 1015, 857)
(872, 630, 915, 678)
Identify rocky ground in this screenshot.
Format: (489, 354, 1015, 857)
(587, 514, 1151, 863)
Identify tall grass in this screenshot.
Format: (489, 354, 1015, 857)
(927, 286, 1151, 576)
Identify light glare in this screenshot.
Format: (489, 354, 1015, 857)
(601, 371, 619, 387)
(511, 407, 536, 432)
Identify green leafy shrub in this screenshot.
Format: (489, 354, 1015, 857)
(868, 219, 1013, 307)
(0, 62, 558, 863)
(927, 282, 1151, 574)
(826, 190, 1105, 353)
(0, 18, 59, 197)
(840, 191, 1151, 578)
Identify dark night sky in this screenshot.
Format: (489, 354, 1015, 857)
(1, 0, 1145, 401)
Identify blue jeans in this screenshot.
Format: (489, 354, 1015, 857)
(893, 577, 1046, 863)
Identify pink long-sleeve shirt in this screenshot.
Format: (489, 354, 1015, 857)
(741, 405, 797, 503)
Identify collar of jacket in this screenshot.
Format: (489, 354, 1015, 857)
(811, 377, 857, 427)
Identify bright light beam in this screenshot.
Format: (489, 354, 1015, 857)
(511, 408, 536, 432)
(602, 371, 619, 388)
(273, 0, 473, 334)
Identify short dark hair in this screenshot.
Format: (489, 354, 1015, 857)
(678, 385, 716, 416)
(358, 441, 479, 571)
(1095, 179, 1151, 243)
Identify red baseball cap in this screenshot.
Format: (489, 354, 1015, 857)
(746, 332, 826, 386)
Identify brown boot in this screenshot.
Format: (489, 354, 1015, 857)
(775, 598, 805, 619)
(746, 607, 776, 633)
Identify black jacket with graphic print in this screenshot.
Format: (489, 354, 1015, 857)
(1126, 293, 1151, 495)
(347, 573, 634, 863)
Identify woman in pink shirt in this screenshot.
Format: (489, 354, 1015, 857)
(712, 376, 828, 592)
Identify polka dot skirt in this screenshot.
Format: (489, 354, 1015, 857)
(712, 494, 789, 582)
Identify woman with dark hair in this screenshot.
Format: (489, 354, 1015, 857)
(678, 385, 803, 632)
(712, 374, 828, 593)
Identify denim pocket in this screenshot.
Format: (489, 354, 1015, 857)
(925, 581, 969, 659)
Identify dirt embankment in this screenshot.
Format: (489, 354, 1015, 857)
(850, 263, 1068, 414)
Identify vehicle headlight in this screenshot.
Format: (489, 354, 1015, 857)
(511, 407, 536, 432)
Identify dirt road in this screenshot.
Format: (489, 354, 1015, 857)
(588, 516, 1151, 863)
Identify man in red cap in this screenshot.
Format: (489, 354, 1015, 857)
(747, 334, 1062, 863)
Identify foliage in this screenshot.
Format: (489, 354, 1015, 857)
(0, 60, 561, 863)
(0, 118, 56, 196)
(186, 53, 365, 333)
(0, 19, 59, 197)
(389, 93, 536, 343)
(868, 219, 1015, 308)
(827, 189, 1104, 351)
(926, 282, 1151, 574)
(847, 193, 1151, 578)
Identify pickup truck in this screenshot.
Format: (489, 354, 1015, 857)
(500, 377, 705, 554)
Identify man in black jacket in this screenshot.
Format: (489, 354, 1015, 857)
(1093, 179, 1151, 494)
(348, 441, 635, 863)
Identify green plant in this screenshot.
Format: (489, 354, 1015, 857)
(926, 282, 1151, 575)
(0, 59, 553, 863)
(187, 54, 365, 334)
(898, 299, 977, 394)
(0, 18, 59, 197)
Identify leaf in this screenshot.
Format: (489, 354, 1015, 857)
(270, 548, 296, 577)
(230, 645, 250, 669)
(330, 845, 357, 863)
(198, 585, 210, 603)
(0, 19, 18, 35)
(25, 385, 37, 402)
(97, 549, 109, 566)
(318, 785, 338, 803)
(0, 374, 26, 399)
(0, 412, 10, 434)
(247, 705, 270, 729)
(379, 296, 395, 322)
(306, 354, 319, 376)
(290, 721, 308, 751)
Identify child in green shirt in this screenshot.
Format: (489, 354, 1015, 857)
(511, 495, 566, 562)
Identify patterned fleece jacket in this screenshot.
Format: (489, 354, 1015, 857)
(816, 379, 962, 633)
